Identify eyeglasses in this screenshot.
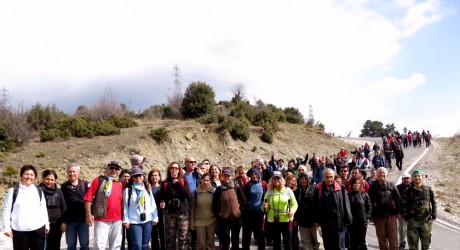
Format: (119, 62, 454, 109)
(186, 161, 197, 164)
(170, 167, 179, 170)
(109, 166, 121, 171)
(133, 175, 143, 179)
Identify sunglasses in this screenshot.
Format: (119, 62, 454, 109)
(108, 166, 121, 171)
(133, 175, 143, 179)
(170, 167, 179, 170)
(187, 161, 197, 163)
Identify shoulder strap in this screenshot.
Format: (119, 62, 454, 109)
(11, 185, 42, 213)
(127, 187, 133, 208)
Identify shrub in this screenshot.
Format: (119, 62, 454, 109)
(40, 129, 60, 142)
(26, 103, 65, 130)
(149, 127, 169, 143)
(197, 113, 220, 125)
(36, 151, 46, 158)
(260, 130, 274, 144)
(181, 82, 216, 119)
(253, 110, 278, 132)
(284, 107, 305, 124)
(94, 120, 121, 136)
(4, 165, 18, 176)
(220, 117, 250, 142)
(108, 116, 137, 128)
(251, 146, 257, 152)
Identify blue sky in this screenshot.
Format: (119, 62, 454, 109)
(0, 0, 459, 137)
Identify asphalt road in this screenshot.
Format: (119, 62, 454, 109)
(346, 137, 460, 250)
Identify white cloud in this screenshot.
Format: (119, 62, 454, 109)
(400, 0, 443, 37)
(368, 73, 426, 96)
(0, 0, 452, 136)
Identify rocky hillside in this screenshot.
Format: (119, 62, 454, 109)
(0, 119, 355, 205)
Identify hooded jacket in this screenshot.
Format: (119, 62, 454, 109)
(244, 168, 267, 212)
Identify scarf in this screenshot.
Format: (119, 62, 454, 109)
(40, 183, 58, 207)
(133, 182, 146, 210)
(104, 176, 119, 198)
(221, 180, 234, 190)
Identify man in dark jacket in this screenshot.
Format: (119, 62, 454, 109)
(369, 167, 401, 250)
(314, 168, 352, 250)
(294, 173, 323, 250)
(61, 163, 90, 250)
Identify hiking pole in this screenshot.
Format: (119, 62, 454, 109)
(287, 199, 292, 232)
(262, 199, 268, 232)
(162, 206, 167, 249)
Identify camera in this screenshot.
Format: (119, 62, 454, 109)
(140, 212, 146, 221)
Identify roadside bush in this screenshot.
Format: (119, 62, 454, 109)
(4, 165, 18, 176)
(220, 117, 250, 142)
(108, 116, 137, 128)
(197, 113, 220, 125)
(40, 129, 60, 142)
(260, 130, 274, 144)
(94, 120, 121, 136)
(149, 127, 170, 143)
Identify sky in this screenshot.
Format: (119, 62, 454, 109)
(1, 0, 459, 137)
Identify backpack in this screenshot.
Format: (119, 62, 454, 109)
(11, 185, 43, 212)
(162, 178, 185, 190)
(92, 176, 110, 218)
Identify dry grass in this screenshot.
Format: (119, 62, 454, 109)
(0, 120, 356, 216)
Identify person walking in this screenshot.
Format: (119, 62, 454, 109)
(313, 168, 352, 250)
(394, 145, 404, 171)
(39, 169, 67, 250)
(401, 170, 437, 250)
(84, 161, 124, 250)
(347, 177, 371, 250)
(123, 168, 158, 250)
(262, 171, 298, 250)
(61, 163, 90, 250)
(213, 167, 247, 250)
(294, 172, 323, 250)
(158, 161, 191, 250)
(368, 167, 401, 250)
(242, 168, 267, 250)
(191, 173, 217, 250)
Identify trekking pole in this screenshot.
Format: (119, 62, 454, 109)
(262, 199, 268, 232)
(287, 199, 292, 232)
(162, 206, 167, 249)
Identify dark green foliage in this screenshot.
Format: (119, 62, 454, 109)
(252, 110, 278, 132)
(107, 116, 137, 128)
(161, 106, 175, 119)
(181, 82, 216, 119)
(260, 130, 274, 144)
(94, 120, 121, 136)
(39, 129, 60, 142)
(4, 165, 18, 176)
(266, 104, 286, 123)
(149, 127, 169, 143)
(27, 103, 66, 130)
(219, 117, 250, 142)
(360, 120, 392, 137)
(251, 146, 257, 152)
(284, 107, 305, 124)
(197, 113, 220, 125)
(230, 101, 255, 121)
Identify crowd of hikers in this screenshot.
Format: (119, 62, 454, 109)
(2, 131, 437, 250)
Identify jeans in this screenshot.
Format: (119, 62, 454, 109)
(66, 221, 89, 250)
(128, 221, 153, 250)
